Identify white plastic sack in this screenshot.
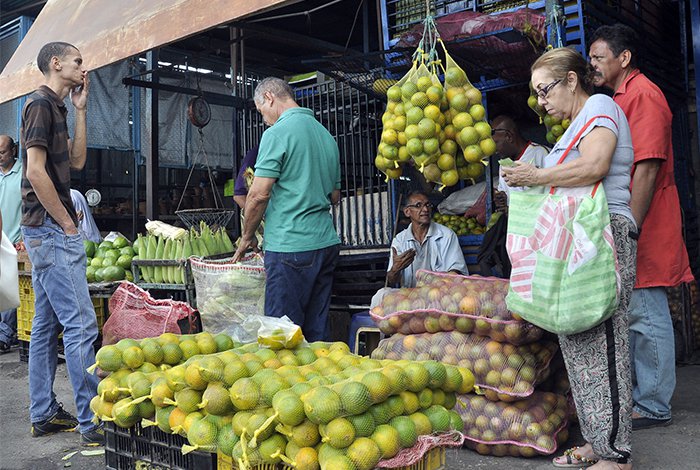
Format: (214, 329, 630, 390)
(190, 254, 265, 334)
(438, 180, 490, 215)
(0, 231, 19, 311)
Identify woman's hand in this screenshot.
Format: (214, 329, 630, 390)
(501, 161, 541, 187)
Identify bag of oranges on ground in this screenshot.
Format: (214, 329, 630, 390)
(440, 40, 495, 182)
(370, 270, 544, 345)
(456, 391, 570, 457)
(371, 331, 558, 402)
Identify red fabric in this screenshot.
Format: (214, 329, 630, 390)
(103, 281, 196, 345)
(464, 189, 487, 226)
(613, 71, 693, 287)
(396, 10, 546, 82)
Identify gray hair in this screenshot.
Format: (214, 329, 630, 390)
(253, 77, 294, 104)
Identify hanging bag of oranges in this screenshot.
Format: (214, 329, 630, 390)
(439, 40, 496, 184)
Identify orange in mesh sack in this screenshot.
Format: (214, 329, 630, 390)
(370, 270, 544, 345)
(371, 331, 558, 402)
(456, 392, 570, 458)
(103, 281, 197, 345)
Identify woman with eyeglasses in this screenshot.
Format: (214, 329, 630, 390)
(502, 47, 636, 470)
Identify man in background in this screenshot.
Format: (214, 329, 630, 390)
(70, 189, 101, 243)
(233, 146, 259, 210)
(0, 135, 22, 352)
(387, 190, 467, 288)
(490, 115, 549, 210)
(590, 23, 694, 430)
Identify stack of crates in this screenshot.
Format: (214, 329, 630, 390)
(16, 274, 106, 362)
(104, 422, 216, 470)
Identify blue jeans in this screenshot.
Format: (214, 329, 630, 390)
(21, 219, 100, 433)
(264, 245, 339, 342)
(629, 287, 675, 420)
(0, 308, 17, 344)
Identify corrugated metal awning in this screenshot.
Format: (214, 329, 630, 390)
(0, 0, 298, 104)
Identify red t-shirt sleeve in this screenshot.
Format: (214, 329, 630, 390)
(623, 92, 670, 164)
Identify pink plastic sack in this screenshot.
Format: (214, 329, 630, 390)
(371, 271, 543, 345)
(456, 392, 569, 457)
(103, 281, 196, 345)
(371, 331, 558, 401)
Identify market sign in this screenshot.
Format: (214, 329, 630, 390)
(0, 0, 299, 105)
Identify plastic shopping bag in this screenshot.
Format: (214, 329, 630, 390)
(505, 184, 620, 335)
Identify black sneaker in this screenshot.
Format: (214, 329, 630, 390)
(0, 340, 10, 354)
(81, 427, 104, 446)
(31, 405, 79, 437)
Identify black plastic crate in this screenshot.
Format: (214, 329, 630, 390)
(104, 421, 216, 470)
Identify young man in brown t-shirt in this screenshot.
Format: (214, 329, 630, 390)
(20, 42, 103, 446)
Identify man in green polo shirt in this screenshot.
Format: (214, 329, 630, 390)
(233, 77, 341, 342)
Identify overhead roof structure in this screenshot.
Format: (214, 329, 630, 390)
(0, 0, 301, 104)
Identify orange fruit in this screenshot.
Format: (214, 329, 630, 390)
(437, 153, 455, 171)
(406, 107, 424, 125)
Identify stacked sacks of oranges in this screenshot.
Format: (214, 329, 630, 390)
(526, 94, 571, 145)
(370, 270, 572, 457)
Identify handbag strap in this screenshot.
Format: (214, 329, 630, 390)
(550, 114, 617, 196)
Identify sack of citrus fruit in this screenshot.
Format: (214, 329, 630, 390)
(378, 62, 419, 180)
(371, 330, 558, 401)
(456, 391, 570, 457)
(370, 271, 544, 345)
(440, 41, 495, 182)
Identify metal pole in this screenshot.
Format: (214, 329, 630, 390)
(146, 49, 159, 221)
(545, 0, 566, 48)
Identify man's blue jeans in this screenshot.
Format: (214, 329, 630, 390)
(0, 308, 17, 344)
(264, 245, 339, 342)
(21, 219, 100, 433)
(629, 287, 675, 420)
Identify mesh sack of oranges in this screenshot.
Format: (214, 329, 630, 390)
(377, 62, 419, 180)
(370, 270, 543, 345)
(371, 330, 559, 402)
(456, 391, 570, 457)
(526, 91, 571, 145)
(440, 41, 495, 183)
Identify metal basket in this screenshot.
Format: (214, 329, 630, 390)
(175, 208, 235, 231)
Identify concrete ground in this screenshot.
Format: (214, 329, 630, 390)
(1, 349, 699, 470)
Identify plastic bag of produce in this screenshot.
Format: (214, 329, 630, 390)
(190, 254, 265, 334)
(371, 331, 557, 401)
(222, 315, 305, 353)
(456, 392, 570, 457)
(103, 281, 197, 345)
(370, 271, 543, 345)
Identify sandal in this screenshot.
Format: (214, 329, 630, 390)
(552, 447, 600, 468)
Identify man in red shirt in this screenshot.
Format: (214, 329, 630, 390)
(590, 24, 694, 430)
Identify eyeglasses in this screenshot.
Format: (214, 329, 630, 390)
(491, 128, 509, 136)
(535, 79, 562, 99)
(406, 201, 433, 210)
